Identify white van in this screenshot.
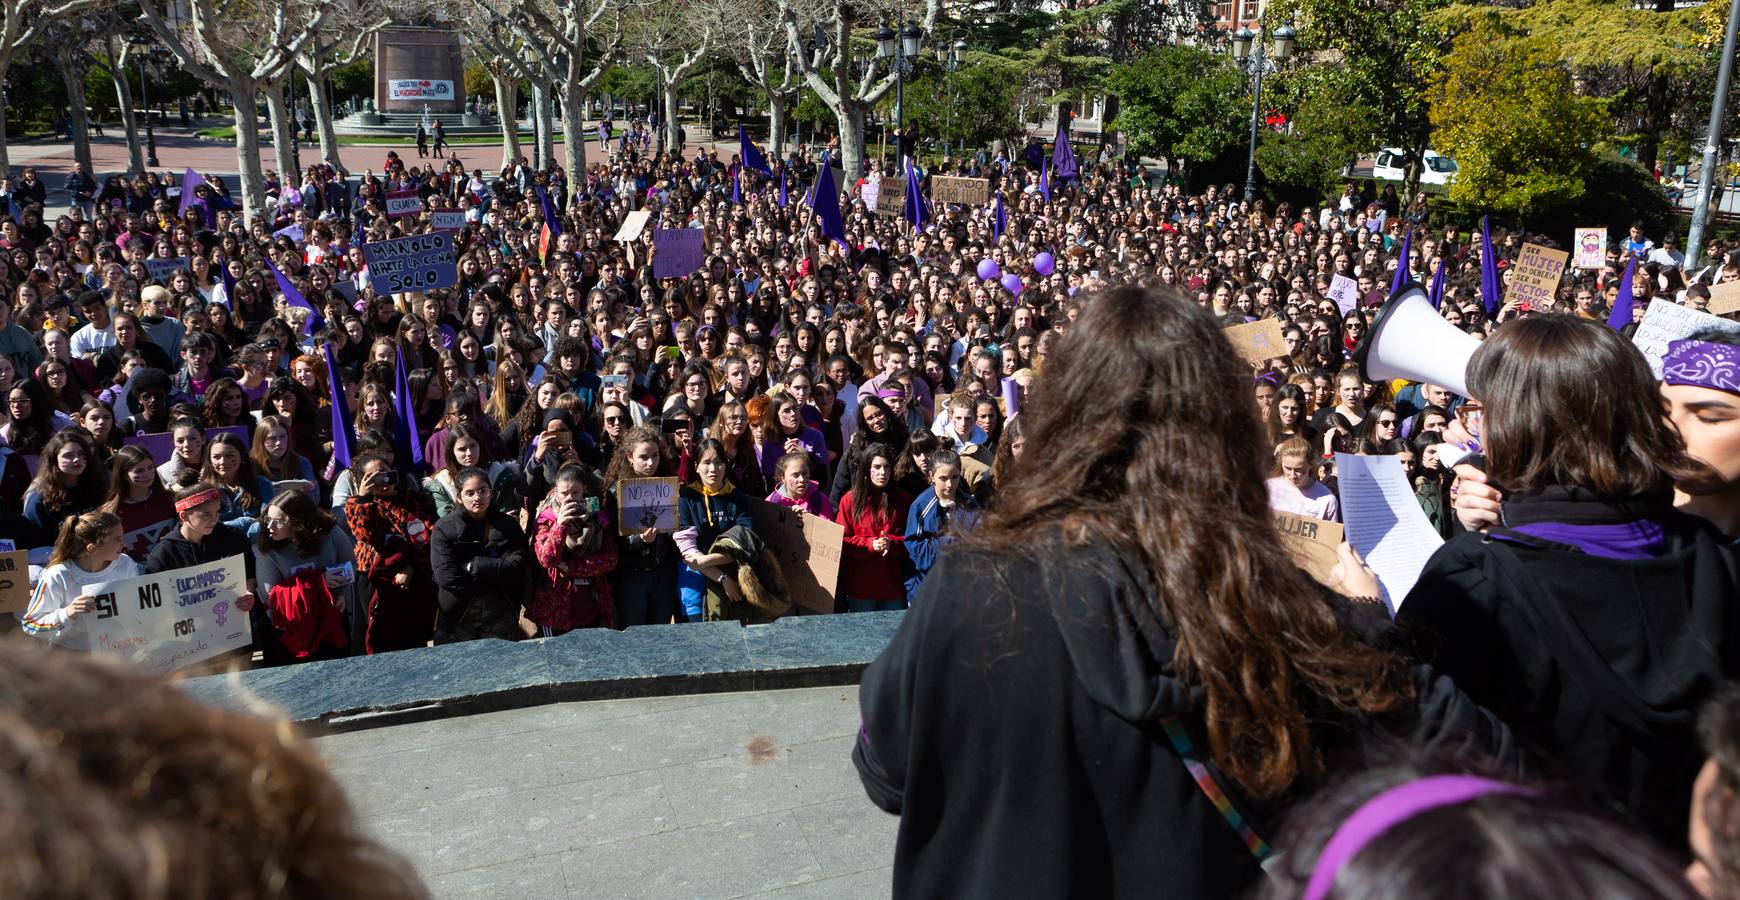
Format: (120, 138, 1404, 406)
(1372, 148, 1459, 185)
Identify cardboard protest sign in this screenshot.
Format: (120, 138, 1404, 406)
(1574, 228, 1606, 269)
(1505, 242, 1569, 310)
(429, 209, 466, 231)
(1224, 318, 1287, 365)
(362, 232, 459, 296)
(0, 549, 29, 616)
(749, 498, 844, 614)
(1708, 280, 1740, 316)
(613, 210, 652, 242)
(931, 175, 990, 205)
(616, 477, 679, 535)
(1273, 510, 1344, 587)
(651, 228, 706, 279)
(1327, 274, 1360, 314)
(144, 257, 192, 283)
(873, 175, 906, 218)
(82, 554, 253, 674)
(860, 179, 882, 212)
(1633, 299, 1740, 378)
(384, 189, 422, 218)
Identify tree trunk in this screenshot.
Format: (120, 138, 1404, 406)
(836, 104, 866, 184)
(662, 85, 680, 152)
(531, 79, 554, 169)
(264, 82, 299, 181)
(109, 44, 145, 176)
(768, 93, 788, 160)
(494, 71, 521, 170)
(561, 79, 587, 174)
(308, 71, 339, 165)
(232, 80, 268, 221)
(57, 50, 94, 178)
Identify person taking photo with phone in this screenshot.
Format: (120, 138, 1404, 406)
(344, 452, 437, 653)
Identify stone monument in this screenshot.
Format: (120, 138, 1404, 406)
(374, 26, 463, 115)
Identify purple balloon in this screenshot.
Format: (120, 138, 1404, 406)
(1000, 273, 1024, 296)
(977, 258, 1001, 281)
(1033, 252, 1055, 277)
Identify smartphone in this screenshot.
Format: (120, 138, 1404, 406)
(661, 418, 689, 434)
(584, 496, 601, 514)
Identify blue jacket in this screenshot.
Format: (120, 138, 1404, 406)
(903, 487, 979, 602)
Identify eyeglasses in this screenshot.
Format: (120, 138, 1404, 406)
(603, 416, 624, 424)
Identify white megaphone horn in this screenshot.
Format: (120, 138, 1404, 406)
(1352, 282, 1480, 401)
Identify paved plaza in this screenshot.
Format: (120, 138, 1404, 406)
(311, 686, 896, 900)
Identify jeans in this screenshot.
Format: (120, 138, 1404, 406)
(846, 597, 907, 613)
(613, 567, 677, 627)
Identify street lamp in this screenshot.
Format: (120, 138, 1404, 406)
(1233, 22, 1293, 202)
(937, 38, 966, 157)
(877, 17, 922, 168)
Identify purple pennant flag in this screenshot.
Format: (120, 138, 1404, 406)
(903, 158, 928, 232)
(1390, 228, 1413, 296)
(779, 168, 788, 208)
(1480, 215, 1502, 317)
(177, 168, 216, 229)
(807, 160, 848, 251)
(323, 341, 355, 469)
(1040, 156, 1050, 202)
(392, 347, 425, 469)
(1001, 376, 1021, 417)
(731, 167, 741, 205)
(1428, 257, 1446, 310)
(1607, 253, 1638, 330)
(993, 194, 1007, 241)
(537, 186, 563, 237)
(1052, 125, 1077, 183)
(266, 257, 323, 336)
(218, 260, 236, 310)
(739, 126, 774, 177)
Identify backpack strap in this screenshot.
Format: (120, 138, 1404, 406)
(1159, 714, 1273, 862)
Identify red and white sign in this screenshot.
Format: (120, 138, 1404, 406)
(430, 208, 466, 231)
(387, 79, 454, 100)
(384, 189, 422, 218)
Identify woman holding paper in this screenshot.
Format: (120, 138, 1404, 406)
(1399, 315, 1740, 852)
(21, 511, 138, 650)
(257, 491, 359, 661)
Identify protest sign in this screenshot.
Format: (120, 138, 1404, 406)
(273, 223, 305, 242)
(860, 179, 882, 212)
(1708, 281, 1740, 316)
(1224, 318, 1287, 364)
(931, 176, 990, 205)
(1327, 273, 1360, 314)
(613, 210, 652, 242)
(384, 189, 422, 218)
(1335, 454, 1443, 614)
(0, 549, 28, 616)
(82, 554, 253, 674)
(617, 477, 679, 535)
(749, 498, 844, 614)
(144, 257, 191, 282)
(362, 232, 459, 296)
(1505, 242, 1569, 310)
(429, 209, 466, 231)
(1574, 228, 1606, 269)
(873, 175, 906, 218)
(1633, 299, 1740, 378)
(1273, 510, 1344, 587)
(651, 228, 706, 279)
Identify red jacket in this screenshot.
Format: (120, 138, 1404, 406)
(836, 489, 911, 602)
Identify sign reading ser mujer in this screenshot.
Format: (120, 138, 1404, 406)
(363, 232, 459, 295)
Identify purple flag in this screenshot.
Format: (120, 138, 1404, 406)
(177, 168, 216, 229)
(732, 167, 741, 205)
(1390, 229, 1413, 296)
(323, 341, 355, 468)
(218, 261, 236, 310)
(1052, 125, 1077, 182)
(807, 161, 848, 251)
(537, 186, 563, 236)
(739, 126, 774, 177)
(1480, 216, 1501, 317)
(1428, 257, 1446, 310)
(1607, 253, 1638, 330)
(1040, 156, 1050, 202)
(392, 347, 425, 469)
(903, 158, 928, 232)
(993, 194, 1007, 241)
(266, 257, 323, 336)
(779, 168, 788, 208)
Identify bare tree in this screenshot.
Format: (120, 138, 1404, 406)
(475, 0, 625, 174)
(0, 0, 102, 177)
(41, 15, 100, 177)
(727, 0, 799, 158)
(779, 0, 939, 180)
(138, 0, 335, 220)
(297, 0, 392, 165)
(468, 18, 535, 169)
(627, 2, 713, 151)
(97, 31, 146, 176)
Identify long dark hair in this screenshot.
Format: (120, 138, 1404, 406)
(847, 441, 897, 526)
(1470, 315, 1694, 499)
(971, 284, 1413, 799)
(257, 489, 336, 558)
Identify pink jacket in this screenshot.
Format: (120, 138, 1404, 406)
(765, 481, 835, 519)
(529, 506, 620, 631)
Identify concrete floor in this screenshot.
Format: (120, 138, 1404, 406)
(312, 686, 896, 900)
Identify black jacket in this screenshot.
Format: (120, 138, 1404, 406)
(429, 509, 528, 643)
(855, 532, 1514, 899)
(144, 524, 274, 657)
(1399, 488, 1740, 849)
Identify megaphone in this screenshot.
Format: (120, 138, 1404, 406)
(1352, 282, 1480, 401)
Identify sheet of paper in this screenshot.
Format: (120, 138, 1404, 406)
(1632, 299, 1740, 378)
(1333, 454, 1444, 615)
(1327, 273, 1360, 314)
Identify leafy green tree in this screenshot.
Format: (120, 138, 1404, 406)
(898, 55, 1027, 157)
(1255, 79, 1380, 203)
(329, 60, 373, 104)
(1430, 17, 1608, 216)
(1105, 45, 1244, 166)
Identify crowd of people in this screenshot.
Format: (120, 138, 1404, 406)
(4, 122, 1740, 897)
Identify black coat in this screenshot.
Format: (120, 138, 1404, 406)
(855, 531, 1514, 899)
(1399, 489, 1740, 849)
(144, 524, 275, 658)
(429, 509, 528, 643)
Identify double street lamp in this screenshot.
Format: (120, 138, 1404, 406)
(937, 37, 966, 157)
(1230, 22, 1294, 202)
(874, 19, 923, 166)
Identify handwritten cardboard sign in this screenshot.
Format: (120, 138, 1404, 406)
(1574, 228, 1606, 269)
(860, 179, 882, 211)
(384, 189, 422, 218)
(749, 498, 843, 614)
(1633, 298, 1740, 378)
(144, 257, 192, 283)
(82, 554, 253, 674)
(0, 549, 28, 616)
(651, 228, 706, 279)
(1506, 242, 1569, 310)
(1224, 318, 1288, 365)
(617, 477, 679, 535)
(1273, 510, 1344, 587)
(613, 210, 652, 242)
(1708, 280, 1740, 316)
(429, 208, 466, 231)
(362, 232, 459, 296)
(1327, 273, 1360, 314)
(873, 175, 906, 218)
(931, 175, 989, 205)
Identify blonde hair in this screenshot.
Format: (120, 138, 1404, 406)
(48, 510, 121, 567)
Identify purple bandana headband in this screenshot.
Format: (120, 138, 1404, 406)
(1663, 339, 1740, 394)
(1301, 775, 1539, 900)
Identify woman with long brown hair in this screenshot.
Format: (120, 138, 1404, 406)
(853, 285, 1512, 898)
